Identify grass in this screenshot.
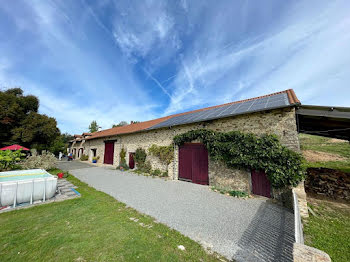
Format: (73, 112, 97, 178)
(303, 197, 350, 262)
(300, 133, 350, 172)
(300, 134, 350, 261)
(211, 186, 249, 198)
(0, 169, 225, 262)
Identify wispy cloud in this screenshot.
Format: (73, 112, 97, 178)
(0, 0, 349, 134)
(164, 0, 350, 113)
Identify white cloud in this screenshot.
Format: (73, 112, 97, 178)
(111, 1, 180, 63)
(164, 0, 350, 114)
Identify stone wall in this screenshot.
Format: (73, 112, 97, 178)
(306, 167, 350, 200)
(209, 161, 251, 192)
(83, 107, 299, 191)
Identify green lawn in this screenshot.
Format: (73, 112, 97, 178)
(300, 133, 350, 172)
(303, 197, 350, 262)
(0, 169, 225, 262)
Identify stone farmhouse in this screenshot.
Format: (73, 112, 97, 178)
(69, 89, 309, 198)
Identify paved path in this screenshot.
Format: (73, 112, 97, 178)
(58, 163, 294, 261)
(57, 160, 95, 170)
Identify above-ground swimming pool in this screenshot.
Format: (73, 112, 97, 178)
(0, 169, 57, 207)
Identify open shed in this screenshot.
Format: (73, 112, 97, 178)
(296, 105, 350, 141)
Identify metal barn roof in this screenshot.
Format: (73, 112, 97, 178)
(85, 89, 299, 140)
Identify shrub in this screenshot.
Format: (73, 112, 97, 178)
(138, 160, 152, 174)
(135, 148, 147, 166)
(174, 129, 305, 189)
(117, 162, 129, 171)
(21, 151, 57, 170)
(151, 169, 161, 176)
(120, 147, 126, 164)
(161, 171, 168, 177)
(211, 186, 248, 198)
(0, 150, 24, 171)
(80, 154, 89, 161)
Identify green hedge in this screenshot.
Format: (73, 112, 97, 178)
(174, 129, 305, 188)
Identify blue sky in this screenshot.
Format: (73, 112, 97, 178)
(1, 0, 349, 134)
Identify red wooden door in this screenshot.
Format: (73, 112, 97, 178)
(179, 143, 208, 185)
(104, 142, 114, 165)
(251, 170, 271, 198)
(129, 153, 135, 169)
(179, 145, 192, 181)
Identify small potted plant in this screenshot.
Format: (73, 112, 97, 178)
(92, 156, 98, 163)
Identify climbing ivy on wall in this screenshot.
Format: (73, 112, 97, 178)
(148, 144, 174, 166)
(173, 129, 305, 188)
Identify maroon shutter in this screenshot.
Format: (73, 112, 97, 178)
(179, 145, 193, 181)
(104, 142, 114, 165)
(192, 144, 209, 185)
(129, 153, 135, 169)
(179, 143, 208, 185)
(251, 170, 271, 198)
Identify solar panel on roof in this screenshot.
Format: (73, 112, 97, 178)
(148, 92, 294, 130)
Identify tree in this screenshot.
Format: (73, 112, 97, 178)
(0, 87, 62, 153)
(89, 120, 99, 133)
(112, 121, 128, 128)
(0, 88, 39, 146)
(11, 111, 60, 151)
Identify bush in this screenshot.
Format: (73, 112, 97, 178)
(151, 169, 161, 176)
(211, 186, 248, 198)
(117, 162, 129, 171)
(120, 147, 126, 164)
(174, 129, 305, 189)
(138, 160, 152, 174)
(80, 154, 89, 161)
(135, 148, 147, 166)
(161, 171, 168, 177)
(21, 151, 57, 170)
(0, 150, 24, 171)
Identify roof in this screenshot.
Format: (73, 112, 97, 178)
(87, 89, 300, 140)
(297, 105, 350, 140)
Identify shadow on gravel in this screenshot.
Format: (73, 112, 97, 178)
(234, 202, 294, 262)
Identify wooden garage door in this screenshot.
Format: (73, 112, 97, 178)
(179, 143, 208, 185)
(104, 141, 114, 165)
(251, 170, 271, 198)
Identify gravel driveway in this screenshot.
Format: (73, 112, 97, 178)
(59, 163, 294, 261)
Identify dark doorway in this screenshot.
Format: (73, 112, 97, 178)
(104, 141, 114, 165)
(129, 152, 135, 169)
(251, 170, 271, 198)
(91, 148, 97, 157)
(179, 143, 208, 185)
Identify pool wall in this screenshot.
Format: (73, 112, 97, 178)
(0, 169, 57, 207)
